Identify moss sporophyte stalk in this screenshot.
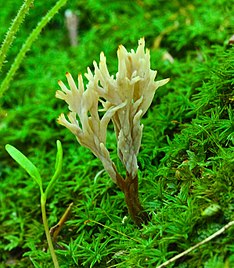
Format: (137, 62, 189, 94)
(56, 38, 169, 226)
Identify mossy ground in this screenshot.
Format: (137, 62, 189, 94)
(0, 0, 234, 267)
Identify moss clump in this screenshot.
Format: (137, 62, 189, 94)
(0, 0, 233, 267)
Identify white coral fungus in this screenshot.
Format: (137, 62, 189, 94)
(56, 38, 169, 182)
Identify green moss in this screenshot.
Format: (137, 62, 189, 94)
(0, 0, 234, 267)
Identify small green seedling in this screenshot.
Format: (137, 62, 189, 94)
(5, 140, 63, 268)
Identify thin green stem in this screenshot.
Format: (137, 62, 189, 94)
(41, 194, 60, 268)
(86, 219, 141, 243)
(0, 0, 68, 98)
(0, 0, 34, 73)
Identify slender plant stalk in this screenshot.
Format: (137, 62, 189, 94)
(0, 0, 68, 98)
(157, 220, 234, 268)
(0, 0, 34, 73)
(85, 219, 141, 243)
(41, 194, 60, 268)
(5, 141, 63, 266)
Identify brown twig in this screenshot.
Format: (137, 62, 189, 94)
(50, 202, 73, 242)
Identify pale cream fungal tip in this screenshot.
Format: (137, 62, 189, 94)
(56, 38, 169, 186)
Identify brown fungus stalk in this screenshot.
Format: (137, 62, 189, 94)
(56, 38, 169, 226)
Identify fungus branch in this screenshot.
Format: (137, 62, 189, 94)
(56, 38, 169, 226)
